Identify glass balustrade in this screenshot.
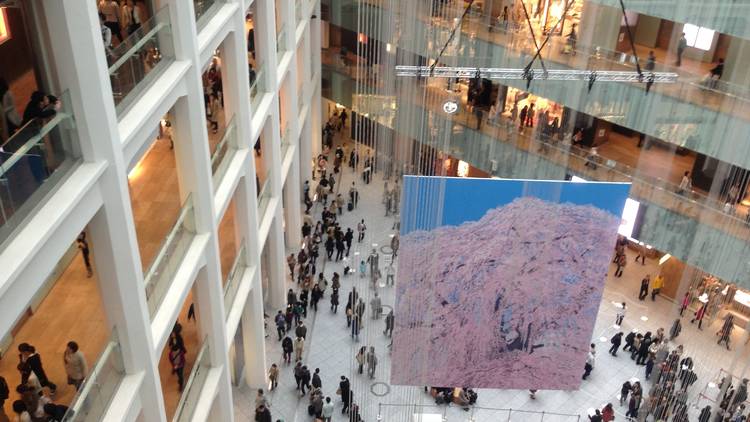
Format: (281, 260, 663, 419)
(296, 0, 305, 26)
(257, 169, 272, 222)
(108, 6, 174, 116)
(249, 61, 265, 112)
(324, 63, 750, 241)
(0, 90, 81, 248)
(143, 194, 196, 318)
(341, 1, 750, 120)
(223, 242, 247, 319)
(280, 126, 292, 160)
(193, 0, 218, 28)
(63, 330, 125, 422)
(173, 338, 211, 422)
(276, 25, 287, 64)
(210, 115, 237, 189)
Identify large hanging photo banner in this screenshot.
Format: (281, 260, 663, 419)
(391, 176, 631, 390)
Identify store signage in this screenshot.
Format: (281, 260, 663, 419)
(442, 100, 459, 114)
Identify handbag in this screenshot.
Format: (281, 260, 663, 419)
(336, 387, 342, 395)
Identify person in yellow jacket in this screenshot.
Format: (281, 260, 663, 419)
(651, 275, 665, 301)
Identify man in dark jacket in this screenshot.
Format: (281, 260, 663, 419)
(296, 321, 307, 339)
(339, 376, 351, 414)
(254, 404, 272, 422)
(312, 368, 322, 389)
(300, 365, 311, 395)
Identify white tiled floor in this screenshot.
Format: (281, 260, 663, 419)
(234, 133, 750, 422)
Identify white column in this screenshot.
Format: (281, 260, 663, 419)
(241, 271, 269, 387)
(266, 215, 288, 311)
(578, 2, 622, 52)
(283, 159, 303, 247)
(42, 1, 166, 419)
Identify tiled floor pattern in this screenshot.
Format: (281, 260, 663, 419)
(234, 134, 750, 421)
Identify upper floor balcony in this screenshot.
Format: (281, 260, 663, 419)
(321, 61, 750, 288)
(0, 90, 82, 249)
(322, 2, 750, 170)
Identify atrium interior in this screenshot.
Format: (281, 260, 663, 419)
(1, 0, 750, 421)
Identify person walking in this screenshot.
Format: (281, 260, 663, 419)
(294, 336, 305, 362)
(312, 367, 322, 390)
(619, 380, 631, 406)
(366, 347, 378, 379)
(717, 314, 735, 350)
(293, 362, 304, 391)
(609, 332, 623, 356)
(691, 303, 706, 329)
(321, 397, 334, 422)
(282, 336, 293, 364)
(679, 291, 691, 316)
(614, 253, 626, 277)
(275, 310, 286, 341)
(370, 293, 382, 319)
(169, 343, 186, 391)
(357, 219, 366, 242)
(331, 289, 339, 313)
(616, 302, 626, 326)
(355, 347, 366, 374)
(677, 171, 692, 195)
(17, 344, 56, 396)
(601, 403, 615, 422)
(351, 312, 361, 341)
(255, 389, 268, 410)
(76, 233, 93, 277)
(638, 276, 650, 300)
(268, 364, 279, 390)
(634, 242, 647, 265)
(339, 376, 351, 414)
(582, 344, 595, 380)
(300, 365, 311, 395)
(63, 341, 87, 391)
(344, 229, 354, 256)
(676, 33, 687, 66)
(287, 253, 296, 279)
(255, 404, 272, 422)
(385, 262, 395, 286)
(669, 318, 682, 340)
(384, 310, 394, 336)
(651, 275, 664, 301)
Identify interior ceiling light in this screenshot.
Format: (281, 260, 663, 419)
(395, 66, 678, 83)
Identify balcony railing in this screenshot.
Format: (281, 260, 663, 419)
(257, 169, 272, 221)
(324, 59, 750, 243)
(0, 90, 81, 247)
(223, 242, 247, 319)
(63, 330, 125, 421)
(193, 0, 219, 28)
(280, 126, 292, 160)
(173, 337, 211, 422)
(295, 0, 305, 26)
(108, 6, 174, 116)
(276, 25, 287, 64)
(249, 61, 265, 112)
(144, 194, 196, 318)
(210, 115, 237, 189)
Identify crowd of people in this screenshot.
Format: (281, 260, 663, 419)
(259, 119, 395, 422)
(0, 341, 87, 421)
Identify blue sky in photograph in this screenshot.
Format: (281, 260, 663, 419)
(400, 176, 632, 235)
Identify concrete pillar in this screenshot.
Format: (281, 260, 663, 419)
(578, 2, 622, 52)
(241, 272, 269, 388)
(266, 215, 288, 311)
(724, 37, 750, 87)
(42, 1, 166, 420)
(283, 158, 303, 247)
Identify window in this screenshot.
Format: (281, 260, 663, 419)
(0, 8, 10, 45)
(683, 23, 715, 51)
